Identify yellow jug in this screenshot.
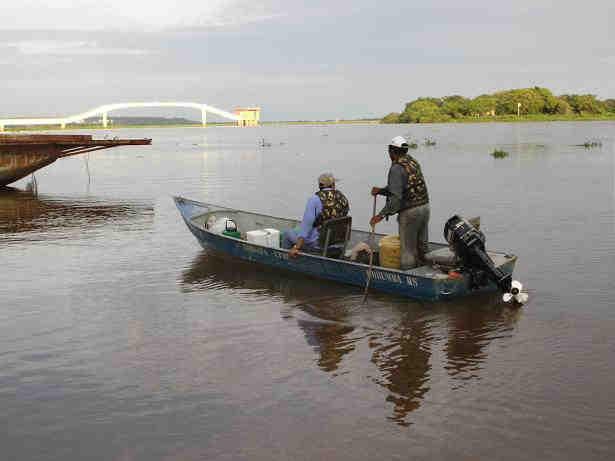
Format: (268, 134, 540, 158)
(379, 235, 401, 269)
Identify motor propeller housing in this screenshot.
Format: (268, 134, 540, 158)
(444, 215, 526, 304)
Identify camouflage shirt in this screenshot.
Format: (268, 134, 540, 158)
(378, 154, 429, 217)
(314, 189, 350, 227)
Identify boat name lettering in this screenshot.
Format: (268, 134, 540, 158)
(405, 276, 418, 287)
(372, 271, 402, 284)
(273, 251, 288, 261)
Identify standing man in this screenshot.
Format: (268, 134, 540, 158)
(370, 136, 430, 269)
(283, 173, 350, 258)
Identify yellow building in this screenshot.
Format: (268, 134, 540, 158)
(234, 107, 261, 127)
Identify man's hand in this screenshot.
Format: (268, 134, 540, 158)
(289, 245, 300, 258)
(369, 215, 383, 228)
(371, 187, 381, 196)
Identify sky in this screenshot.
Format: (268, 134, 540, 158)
(0, 0, 613, 121)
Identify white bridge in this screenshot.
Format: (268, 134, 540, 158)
(0, 102, 258, 130)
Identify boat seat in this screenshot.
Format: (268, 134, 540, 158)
(318, 216, 352, 259)
(423, 217, 478, 267)
(424, 246, 459, 267)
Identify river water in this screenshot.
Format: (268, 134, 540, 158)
(1, 122, 614, 460)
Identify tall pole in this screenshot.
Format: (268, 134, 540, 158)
(201, 108, 207, 127)
(363, 195, 378, 304)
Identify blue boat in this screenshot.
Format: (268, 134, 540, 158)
(174, 196, 518, 301)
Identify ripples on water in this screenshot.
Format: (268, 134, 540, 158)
(1, 124, 614, 460)
(0, 188, 153, 243)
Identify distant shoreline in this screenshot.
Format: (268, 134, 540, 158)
(382, 87, 615, 124)
(0, 119, 382, 132)
(1, 115, 614, 132)
(408, 113, 615, 124)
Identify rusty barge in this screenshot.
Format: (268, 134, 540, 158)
(0, 134, 151, 187)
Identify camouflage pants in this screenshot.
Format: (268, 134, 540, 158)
(398, 204, 430, 270)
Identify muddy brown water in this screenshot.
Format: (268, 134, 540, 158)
(1, 123, 614, 460)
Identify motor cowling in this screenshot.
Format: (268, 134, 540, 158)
(444, 215, 512, 293)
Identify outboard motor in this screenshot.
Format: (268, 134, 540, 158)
(444, 215, 526, 304)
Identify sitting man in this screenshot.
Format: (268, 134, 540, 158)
(282, 173, 350, 258)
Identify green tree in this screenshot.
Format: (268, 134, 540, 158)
(554, 97, 572, 114)
(381, 112, 401, 123)
(560, 94, 605, 114)
(469, 95, 497, 115)
(387, 87, 613, 123)
(604, 99, 615, 113)
(441, 95, 471, 118)
(402, 99, 449, 123)
(534, 87, 561, 114)
(494, 88, 546, 115)
(407, 97, 443, 108)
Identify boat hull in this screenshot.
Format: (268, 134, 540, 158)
(0, 147, 59, 187)
(174, 197, 517, 301)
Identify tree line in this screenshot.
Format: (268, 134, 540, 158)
(382, 87, 615, 123)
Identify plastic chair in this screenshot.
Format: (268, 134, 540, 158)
(319, 216, 352, 258)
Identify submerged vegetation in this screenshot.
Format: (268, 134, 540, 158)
(382, 87, 615, 124)
(491, 149, 509, 159)
(424, 137, 437, 146)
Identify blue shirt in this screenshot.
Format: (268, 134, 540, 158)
(298, 190, 328, 247)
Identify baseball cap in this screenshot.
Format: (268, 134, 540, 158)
(389, 136, 408, 148)
(318, 172, 336, 187)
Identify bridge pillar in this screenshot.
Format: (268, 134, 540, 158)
(102, 112, 108, 128)
(201, 109, 207, 127)
(60, 122, 66, 129)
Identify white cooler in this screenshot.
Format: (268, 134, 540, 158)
(264, 228, 280, 249)
(247, 230, 269, 246)
(246, 228, 281, 248)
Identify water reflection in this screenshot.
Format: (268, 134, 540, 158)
(368, 298, 521, 425)
(444, 302, 520, 383)
(181, 252, 363, 375)
(181, 251, 521, 426)
(181, 250, 359, 302)
(368, 313, 432, 426)
(295, 309, 356, 373)
(0, 188, 153, 241)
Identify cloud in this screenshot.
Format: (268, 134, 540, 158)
(0, 0, 283, 31)
(2, 40, 151, 56)
(173, 13, 287, 31)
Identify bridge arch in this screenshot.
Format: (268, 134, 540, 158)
(0, 101, 249, 130)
